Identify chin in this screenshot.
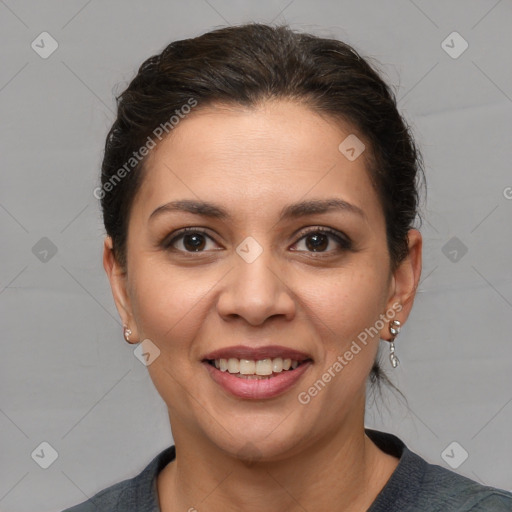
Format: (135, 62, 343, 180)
(197, 410, 312, 463)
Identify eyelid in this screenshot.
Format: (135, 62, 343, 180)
(162, 226, 352, 253)
(290, 226, 352, 253)
(162, 227, 218, 249)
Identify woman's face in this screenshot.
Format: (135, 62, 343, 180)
(105, 100, 420, 460)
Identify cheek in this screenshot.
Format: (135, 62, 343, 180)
(297, 269, 387, 404)
(128, 264, 211, 411)
(298, 265, 388, 345)
(128, 261, 210, 347)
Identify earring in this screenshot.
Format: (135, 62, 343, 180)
(123, 326, 132, 343)
(387, 319, 401, 368)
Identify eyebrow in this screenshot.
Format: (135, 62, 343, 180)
(149, 198, 366, 223)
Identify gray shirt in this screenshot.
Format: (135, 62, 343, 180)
(62, 428, 512, 511)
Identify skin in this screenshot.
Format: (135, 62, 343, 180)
(103, 99, 422, 511)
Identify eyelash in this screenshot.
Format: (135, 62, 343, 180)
(162, 226, 352, 256)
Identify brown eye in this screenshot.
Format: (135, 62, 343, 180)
(164, 228, 219, 253)
(292, 227, 352, 254)
(304, 232, 329, 252)
(181, 233, 207, 251)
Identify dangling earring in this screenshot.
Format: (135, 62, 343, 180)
(387, 319, 401, 368)
(123, 326, 132, 343)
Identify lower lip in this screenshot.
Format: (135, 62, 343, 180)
(203, 361, 312, 400)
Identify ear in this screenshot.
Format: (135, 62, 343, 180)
(103, 236, 139, 343)
(379, 229, 422, 340)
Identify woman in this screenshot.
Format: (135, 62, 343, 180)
(64, 23, 512, 511)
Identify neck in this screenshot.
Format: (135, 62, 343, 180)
(157, 404, 398, 512)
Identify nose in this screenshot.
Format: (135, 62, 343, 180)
(216, 241, 296, 326)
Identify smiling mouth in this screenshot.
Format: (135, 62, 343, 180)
(204, 357, 312, 379)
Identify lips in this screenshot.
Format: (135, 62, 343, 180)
(201, 344, 313, 400)
(201, 345, 312, 362)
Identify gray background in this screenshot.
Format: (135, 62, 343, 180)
(1, 1, 511, 510)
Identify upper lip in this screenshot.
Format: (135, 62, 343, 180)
(202, 345, 312, 362)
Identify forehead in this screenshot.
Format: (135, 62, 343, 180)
(132, 100, 382, 225)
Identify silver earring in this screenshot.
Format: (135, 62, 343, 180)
(123, 326, 132, 343)
(388, 320, 401, 368)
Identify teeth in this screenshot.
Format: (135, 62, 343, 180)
(212, 357, 302, 376)
(272, 357, 283, 372)
(239, 359, 256, 375)
(227, 358, 239, 374)
(255, 359, 273, 375)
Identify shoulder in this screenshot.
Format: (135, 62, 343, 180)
(365, 429, 512, 511)
(469, 492, 512, 510)
(61, 479, 127, 511)
(61, 446, 176, 512)
(417, 461, 512, 511)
